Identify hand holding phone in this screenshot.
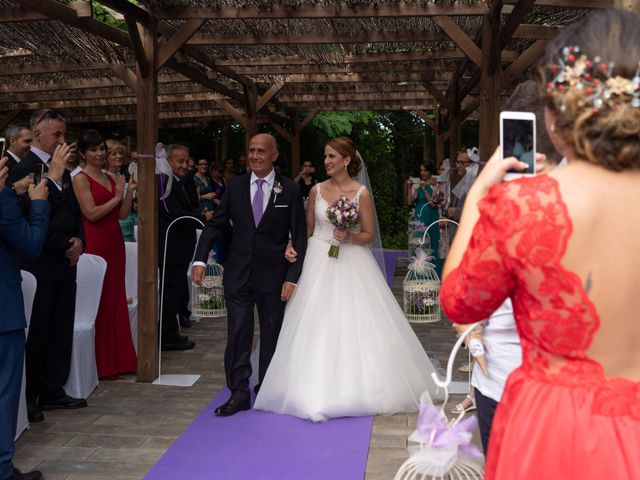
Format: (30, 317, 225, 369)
(500, 111, 536, 180)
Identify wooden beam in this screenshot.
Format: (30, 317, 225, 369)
(299, 110, 318, 130)
(214, 99, 246, 127)
(110, 64, 138, 92)
(0, 111, 19, 131)
(415, 110, 436, 130)
(0, 74, 187, 94)
(513, 24, 563, 40)
(421, 79, 451, 110)
(151, 3, 490, 19)
(257, 83, 285, 111)
(503, 40, 546, 86)
(166, 59, 244, 102)
(156, 19, 207, 70)
(98, 0, 151, 25)
(432, 16, 483, 68)
(479, 10, 502, 159)
(269, 122, 291, 143)
(125, 15, 149, 78)
(0, 6, 47, 22)
(134, 20, 159, 383)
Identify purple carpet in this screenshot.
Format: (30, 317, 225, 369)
(383, 250, 409, 287)
(144, 388, 373, 480)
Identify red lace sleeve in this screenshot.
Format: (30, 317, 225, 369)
(441, 182, 517, 324)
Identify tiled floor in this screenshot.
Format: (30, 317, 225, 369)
(14, 257, 476, 479)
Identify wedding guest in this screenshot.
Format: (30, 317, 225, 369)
(105, 139, 129, 180)
(293, 160, 316, 203)
(21, 110, 86, 424)
(72, 130, 137, 379)
(0, 157, 50, 480)
(208, 161, 227, 263)
(441, 9, 640, 479)
(3, 126, 32, 169)
(194, 158, 215, 214)
(223, 158, 235, 183)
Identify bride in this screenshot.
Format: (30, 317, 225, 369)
(254, 136, 440, 422)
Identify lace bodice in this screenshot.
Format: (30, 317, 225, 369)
(440, 174, 639, 420)
(312, 183, 365, 242)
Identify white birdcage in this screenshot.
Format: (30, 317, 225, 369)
(191, 255, 226, 318)
(403, 219, 459, 324)
(394, 322, 485, 480)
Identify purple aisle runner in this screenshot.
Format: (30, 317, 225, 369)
(145, 388, 373, 480)
(383, 250, 408, 287)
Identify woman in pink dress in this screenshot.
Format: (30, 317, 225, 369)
(440, 9, 640, 480)
(72, 130, 136, 379)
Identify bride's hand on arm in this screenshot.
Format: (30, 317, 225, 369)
(305, 185, 317, 237)
(442, 147, 526, 280)
(284, 241, 297, 263)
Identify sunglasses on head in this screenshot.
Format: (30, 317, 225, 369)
(34, 109, 62, 129)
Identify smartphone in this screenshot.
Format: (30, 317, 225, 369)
(500, 111, 536, 180)
(409, 176, 421, 184)
(33, 163, 45, 184)
(0, 137, 5, 159)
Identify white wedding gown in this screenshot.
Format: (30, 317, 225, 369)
(253, 184, 440, 422)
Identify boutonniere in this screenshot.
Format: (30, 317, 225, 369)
(272, 180, 283, 203)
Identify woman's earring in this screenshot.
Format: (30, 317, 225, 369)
(550, 122, 556, 133)
(344, 163, 348, 171)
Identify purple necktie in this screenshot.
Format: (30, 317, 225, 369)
(252, 179, 265, 226)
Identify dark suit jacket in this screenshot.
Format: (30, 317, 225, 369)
(0, 188, 50, 332)
(5, 150, 20, 170)
(19, 150, 85, 282)
(194, 173, 307, 293)
(158, 174, 203, 265)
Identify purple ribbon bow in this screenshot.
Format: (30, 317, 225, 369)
(416, 403, 483, 458)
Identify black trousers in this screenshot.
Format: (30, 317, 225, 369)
(25, 277, 76, 402)
(224, 285, 286, 401)
(475, 388, 499, 454)
(159, 262, 189, 344)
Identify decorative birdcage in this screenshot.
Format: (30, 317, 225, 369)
(191, 254, 226, 318)
(408, 217, 429, 258)
(393, 323, 485, 480)
(403, 219, 459, 324)
(403, 249, 441, 323)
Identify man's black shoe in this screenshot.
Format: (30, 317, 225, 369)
(39, 394, 87, 411)
(9, 467, 44, 480)
(179, 316, 192, 328)
(27, 402, 44, 423)
(214, 398, 250, 417)
(162, 339, 195, 351)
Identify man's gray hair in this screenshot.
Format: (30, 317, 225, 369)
(29, 109, 66, 131)
(166, 143, 189, 158)
(4, 124, 27, 141)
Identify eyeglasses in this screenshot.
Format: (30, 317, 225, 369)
(33, 109, 62, 129)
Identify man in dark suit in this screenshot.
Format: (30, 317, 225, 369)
(20, 110, 86, 423)
(0, 156, 50, 480)
(192, 133, 307, 416)
(158, 145, 211, 350)
(3, 125, 32, 170)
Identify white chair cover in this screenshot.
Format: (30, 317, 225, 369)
(124, 242, 138, 353)
(64, 254, 107, 399)
(16, 271, 37, 440)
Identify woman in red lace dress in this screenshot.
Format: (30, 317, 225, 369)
(73, 130, 137, 379)
(440, 10, 640, 480)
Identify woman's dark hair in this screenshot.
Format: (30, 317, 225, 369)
(417, 162, 435, 177)
(77, 129, 104, 155)
(325, 136, 362, 177)
(537, 9, 640, 171)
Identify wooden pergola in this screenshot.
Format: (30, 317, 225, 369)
(0, 0, 621, 381)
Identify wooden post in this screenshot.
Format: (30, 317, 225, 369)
(135, 20, 159, 383)
(290, 109, 301, 176)
(221, 124, 230, 162)
(435, 109, 445, 166)
(479, 12, 502, 160)
(243, 83, 258, 150)
(449, 76, 461, 163)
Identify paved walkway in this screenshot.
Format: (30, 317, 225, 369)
(14, 257, 475, 480)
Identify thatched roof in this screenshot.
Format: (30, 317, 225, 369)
(0, 0, 604, 130)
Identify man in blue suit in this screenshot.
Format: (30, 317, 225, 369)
(0, 157, 50, 480)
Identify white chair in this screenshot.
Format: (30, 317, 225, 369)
(64, 254, 107, 399)
(124, 242, 138, 353)
(16, 271, 37, 441)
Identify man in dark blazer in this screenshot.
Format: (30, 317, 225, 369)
(20, 110, 85, 423)
(0, 156, 50, 480)
(192, 133, 307, 416)
(158, 144, 210, 350)
(3, 125, 32, 170)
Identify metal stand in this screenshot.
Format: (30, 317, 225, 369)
(154, 215, 204, 387)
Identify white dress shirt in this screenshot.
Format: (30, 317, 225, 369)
(6, 150, 21, 164)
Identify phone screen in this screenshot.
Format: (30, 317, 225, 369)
(0, 137, 5, 159)
(33, 163, 45, 184)
(502, 118, 535, 174)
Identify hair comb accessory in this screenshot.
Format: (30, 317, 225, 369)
(547, 45, 640, 111)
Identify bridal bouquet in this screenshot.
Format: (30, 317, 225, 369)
(325, 195, 360, 258)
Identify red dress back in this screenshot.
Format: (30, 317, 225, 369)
(441, 174, 640, 479)
(80, 172, 136, 378)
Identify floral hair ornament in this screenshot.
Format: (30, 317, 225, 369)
(546, 45, 640, 112)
